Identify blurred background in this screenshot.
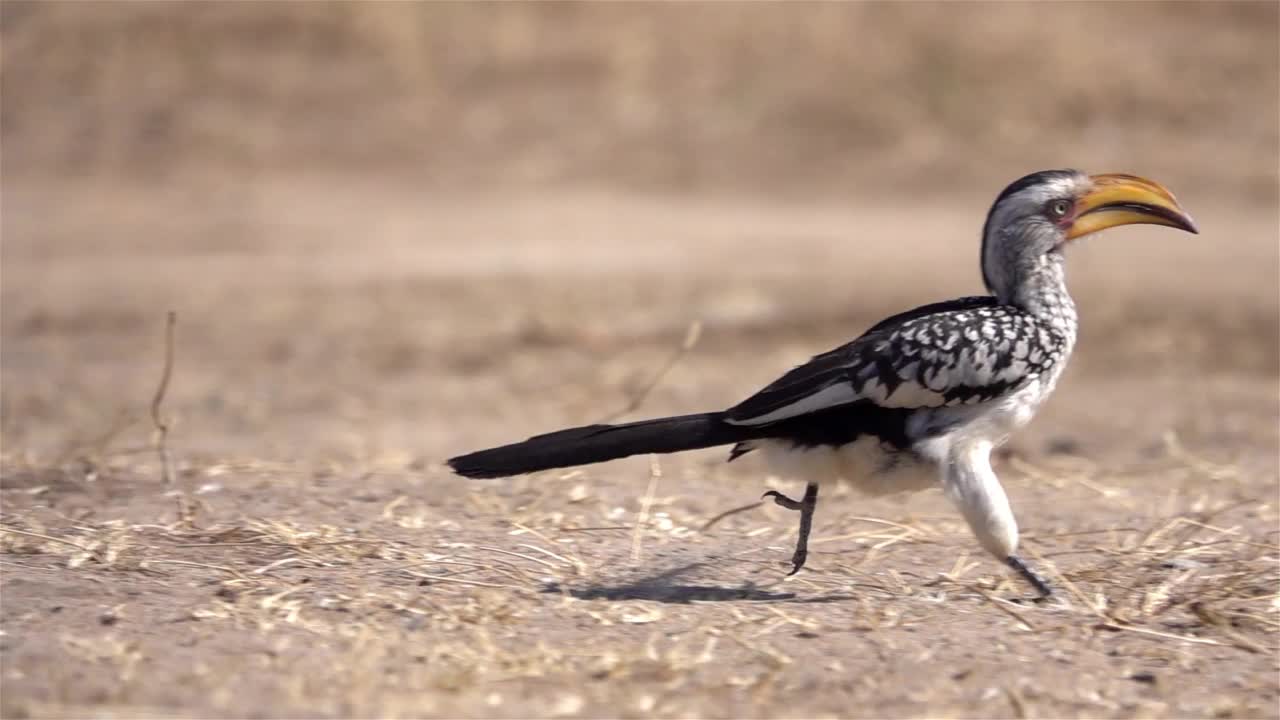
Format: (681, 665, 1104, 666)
(4, 2, 1276, 195)
(2, 2, 1277, 463)
(2, 7, 1279, 717)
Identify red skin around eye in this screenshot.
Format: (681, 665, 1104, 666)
(1056, 203, 1079, 229)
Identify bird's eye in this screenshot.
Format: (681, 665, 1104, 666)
(1047, 199, 1072, 218)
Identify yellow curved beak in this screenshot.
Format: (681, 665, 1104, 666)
(1066, 173, 1199, 240)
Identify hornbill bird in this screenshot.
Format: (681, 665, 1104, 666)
(448, 170, 1197, 598)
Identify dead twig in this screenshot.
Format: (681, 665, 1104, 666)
(1004, 685, 1030, 719)
(403, 572, 523, 591)
(53, 409, 141, 468)
(599, 320, 701, 423)
(513, 539, 587, 575)
(0, 526, 93, 553)
(150, 311, 177, 485)
(1025, 546, 1101, 618)
(507, 525, 588, 575)
(812, 516, 928, 541)
(474, 545, 563, 572)
(701, 501, 766, 532)
(974, 587, 1036, 631)
(631, 455, 661, 564)
(1189, 602, 1266, 654)
(1098, 621, 1224, 648)
(142, 558, 248, 580)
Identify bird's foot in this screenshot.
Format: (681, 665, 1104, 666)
(761, 490, 804, 511)
(761, 484, 819, 575)
(1006, 555, 1053, 602)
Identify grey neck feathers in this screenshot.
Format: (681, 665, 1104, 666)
(1013, 252, 1076, 326)
(984, 228, 1077, 325)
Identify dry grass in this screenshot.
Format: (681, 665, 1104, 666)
(1, 439, 1277, 718)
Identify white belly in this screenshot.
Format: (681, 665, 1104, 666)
(757, 435, 938, 497)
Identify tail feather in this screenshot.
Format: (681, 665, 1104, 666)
(448, 412, 753, 478)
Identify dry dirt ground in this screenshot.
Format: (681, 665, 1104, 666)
(1, 178, 1278, 718)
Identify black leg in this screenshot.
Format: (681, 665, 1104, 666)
(1006, 555, 1052, 600)
(762, 483, 819, 575)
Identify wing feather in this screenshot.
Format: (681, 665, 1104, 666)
(725, 296, 1065, 427)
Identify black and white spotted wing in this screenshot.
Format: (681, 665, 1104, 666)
(724, 297, 1067, 427)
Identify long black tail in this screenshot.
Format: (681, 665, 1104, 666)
(447, 412, 757, 479)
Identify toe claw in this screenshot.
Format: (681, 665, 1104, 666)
(1006, 555, 1053, 599)
(762, 490, 803, 510)
(787, 550, 807, 576)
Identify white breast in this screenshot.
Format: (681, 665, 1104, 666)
(981, 358, 1069, 441)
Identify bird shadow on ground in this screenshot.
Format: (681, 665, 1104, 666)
(542, 560, 859, 605)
